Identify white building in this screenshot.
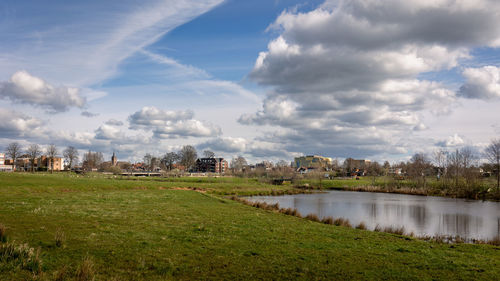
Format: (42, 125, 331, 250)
(0, 153, 12, 171)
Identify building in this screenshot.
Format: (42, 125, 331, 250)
(194, 158, 228, 174)
(0, 153, 12, 171)
(39, 156, 64, 171)
(343, 158, 371, 176)
(111, 152, 117, 166)
(294, 155, 332, 169)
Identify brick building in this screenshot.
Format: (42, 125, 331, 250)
(194, 158, 228, 174)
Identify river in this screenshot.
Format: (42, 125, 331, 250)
(248, 190, 500, 241)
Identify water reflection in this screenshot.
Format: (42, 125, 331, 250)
(248, 190, 500, 241)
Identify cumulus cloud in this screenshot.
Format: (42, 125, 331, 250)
(197, 137, 296, 160)
(0, 108, 45, 138)
(458, 66, 500, 99)
(436, 134, 465, 147)
(105, 119, 124, 126)
(128, 106, 221, 138)
(81, 111, 99, 118)
(198, 137, 248, 153)
(242, 0, 500, 158)
(0, 71, 86, 112)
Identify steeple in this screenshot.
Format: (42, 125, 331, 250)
(111, 151, 117, 166)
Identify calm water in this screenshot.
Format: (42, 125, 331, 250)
(248, 190, 500, 241)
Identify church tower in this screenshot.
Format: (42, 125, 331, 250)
(111, 151, 117, 166)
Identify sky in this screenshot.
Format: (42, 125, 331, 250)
(1, 0, 500, 164)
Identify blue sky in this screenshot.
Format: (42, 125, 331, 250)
(1, 0, 500, 164)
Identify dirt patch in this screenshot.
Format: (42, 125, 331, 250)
(168, 187, 206, 193)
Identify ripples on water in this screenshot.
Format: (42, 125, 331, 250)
(248, 190, 500, 241)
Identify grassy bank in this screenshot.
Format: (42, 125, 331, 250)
(0, 173, 499, 280)
(298, 177, 500, 201)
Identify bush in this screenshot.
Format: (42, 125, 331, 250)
(305, 214, 320, 222)
(55, 228, 65, 248)
(356, 222, 367, 230)
(0, 223, 6, 243)
(0, 241, 42, 274)
(76, 256, 95, 281)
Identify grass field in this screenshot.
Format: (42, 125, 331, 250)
(0, 173, 499, 280)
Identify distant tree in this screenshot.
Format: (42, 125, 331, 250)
(150, 156, 160, 171)
(230, 156, 247, 172)
(366, 161, 383, 185)
(485, 139, 500, 190)
(382, 161, 391, 175)
(433, 149, 447, 180)
(179, 145, 198, 171)
(203, 150, 215, 159)
(63, 146, 79, 170)
(162, 152, 179, 171)
(82, 150, 103, 171)
(275, 160, 289, 168)
(46, 144, 58, 173)
(143, 153, 153, 170)
(407, 153, 431, 188)
(447, 149, 462, 189)
(26, 144, 42, 172)
(5, 142, 21, 171)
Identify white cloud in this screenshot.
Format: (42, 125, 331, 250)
(0, 71, 85, 112)
(241, 0, 500, 158)
(458, 66, 500, 99)
(105, 119, 124, 126)
(436, 134, 465, 147)
(128, 106, 221, 138)
(0, 108, 45, 138)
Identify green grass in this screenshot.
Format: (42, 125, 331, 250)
(0, 173, 499, 280)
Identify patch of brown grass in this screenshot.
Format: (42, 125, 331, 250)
(76, 256, 95, 281)
(356, 222, 367, 230)
(305, 214, 320, 222)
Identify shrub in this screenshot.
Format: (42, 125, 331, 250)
(356, 222, 367, 230)
(374, 224, 382, 232)
(333, 218, 351, 227)
(0, 223, 6, 243)
(55, 228, 65, 248)
(321, 217, 334, 225)
(76, 256, 95, 281)
(0, 241, 42, 274)
(305, 214, 320, 222)
(383, 226, 405, 235)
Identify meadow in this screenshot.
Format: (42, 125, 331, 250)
(0, 173, 499, 280)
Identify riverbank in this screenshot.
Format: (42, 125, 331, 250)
(296, 177, 500, 201)
(1, 173, 499, 280)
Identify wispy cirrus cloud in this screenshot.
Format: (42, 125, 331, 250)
(0, 0, 224, 87)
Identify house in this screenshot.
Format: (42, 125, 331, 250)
(194, 158, 228, 174)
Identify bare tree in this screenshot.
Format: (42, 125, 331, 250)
(63, 146, 79, 170)
(82, 150, 103, 171)
(143, 153, 153, 170)
(485, 139, 500, 190)
(447, 149, 462, 190)
(433, 149, 447, 180)
(179, 145, 197, 171)
(407, 153, 431, 188)
(46, 144, 58, 174)
(203, 150, 215, 159)
(5, 142, 21, 171)
(230, 156, 247, 172)
(162, 152, 179, 171)
(26, 144, 42, 172)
